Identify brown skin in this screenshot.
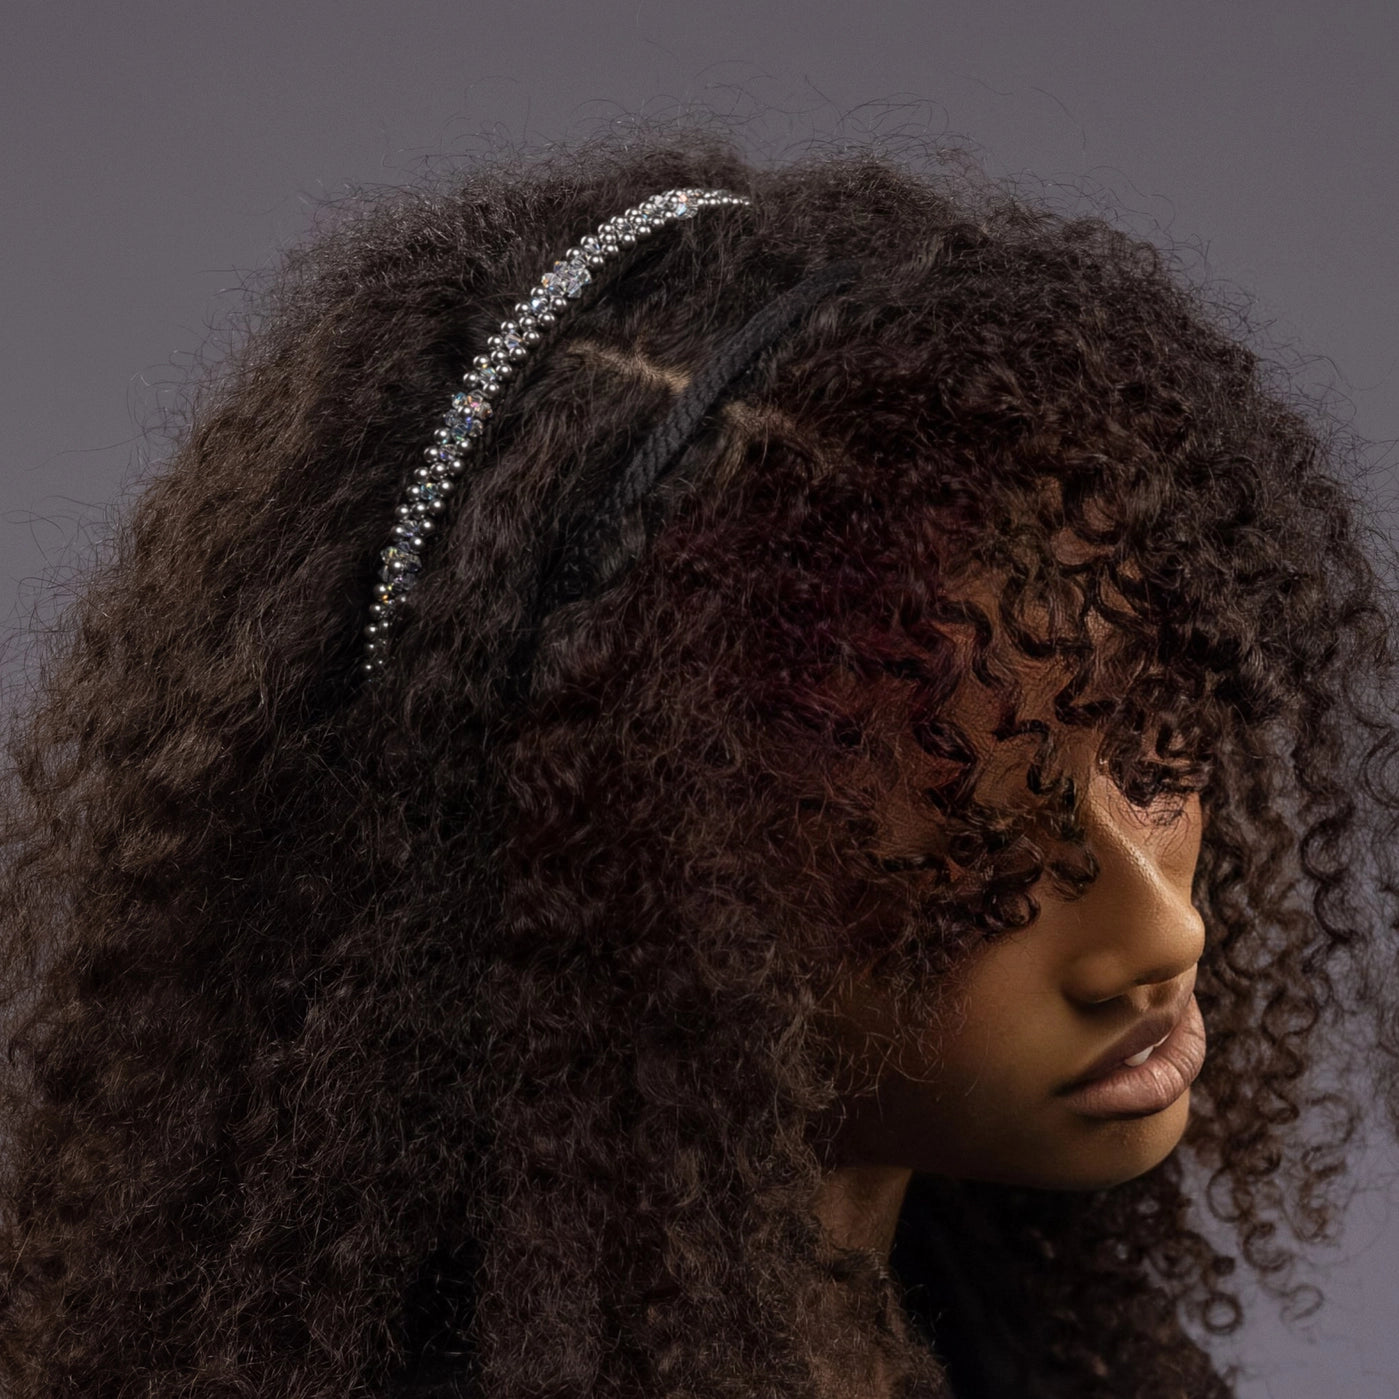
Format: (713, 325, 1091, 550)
(815, 750, 1206, 1260)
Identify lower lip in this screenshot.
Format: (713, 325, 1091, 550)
(1059, 996, 1207, 1119)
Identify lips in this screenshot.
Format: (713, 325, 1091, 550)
(1059, 989, 1196, 1093)
(1059, 997, 1207, 1118)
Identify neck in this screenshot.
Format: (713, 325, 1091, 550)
(812, 1163, 913, 1261)
(808, 1165, 916, 1399)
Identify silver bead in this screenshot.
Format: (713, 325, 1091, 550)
(535, 311, 556, 326)
(522, 329, 542, 345)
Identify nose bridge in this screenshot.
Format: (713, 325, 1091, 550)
(1067, 780, 1206, 1000)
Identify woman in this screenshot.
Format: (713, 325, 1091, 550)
(0, 127, 1394, 1398)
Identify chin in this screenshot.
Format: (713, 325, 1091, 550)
(967, 1097, 1190, 1191)
(1055, 1099, 1191, 1190)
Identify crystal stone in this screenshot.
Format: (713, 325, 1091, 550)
(452, 391, 491, 418)
(381, 544, 421, 576)
(540, 257, 592, 299)
(409, 480, 447, 507)
(446, 392, 491, 441)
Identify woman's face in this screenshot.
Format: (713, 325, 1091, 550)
(828, 734, 1207, 1194)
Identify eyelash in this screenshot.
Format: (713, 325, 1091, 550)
(1129, 788, 1202, 827)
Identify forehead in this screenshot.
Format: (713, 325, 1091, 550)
(861, 565, 1164, 857)
(933, 561, 1141, 740)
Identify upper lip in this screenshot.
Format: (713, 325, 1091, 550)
(1058, 983, 1196, 1093)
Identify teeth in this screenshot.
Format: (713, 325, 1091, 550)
(1122, 1033, 1170, 1068)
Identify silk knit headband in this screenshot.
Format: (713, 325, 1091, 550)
(359, 186, 859, 691)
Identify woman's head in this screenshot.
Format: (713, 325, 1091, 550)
(1, 125, 1395, 1399)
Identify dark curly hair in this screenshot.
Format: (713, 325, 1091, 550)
(1, 121, 1397, 1399)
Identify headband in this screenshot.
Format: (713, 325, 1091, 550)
(359, 186, 859, 693)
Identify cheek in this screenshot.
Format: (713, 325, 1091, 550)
(897, 1018, 1036, 1121)
(891, 940, 1061, 1113)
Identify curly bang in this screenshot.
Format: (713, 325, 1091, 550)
(0, 125, 1397, 1399)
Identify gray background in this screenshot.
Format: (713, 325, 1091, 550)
(4, 2, 1397, 1392)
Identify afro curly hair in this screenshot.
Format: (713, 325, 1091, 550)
(0, 123, 1397, 1399)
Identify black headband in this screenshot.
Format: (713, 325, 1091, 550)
(503, 257, 861, 705)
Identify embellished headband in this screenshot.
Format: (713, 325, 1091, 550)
(360, 185, 858, 694)
(360, 187, 749, 681)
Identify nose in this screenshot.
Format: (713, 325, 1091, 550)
(1061, 777, 1207, 1007)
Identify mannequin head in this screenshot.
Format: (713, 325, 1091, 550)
(1, 127, 1396, 1399)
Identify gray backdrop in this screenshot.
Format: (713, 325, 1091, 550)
(4, 2, 1397, 1393)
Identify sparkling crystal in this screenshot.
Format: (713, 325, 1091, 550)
(381, 544, 421, 576)
(446, 393, 491, 441)
(500, 329, 524, 355)
(409, 479, 447, 507)
(540, 257, 592, 299)
(528, 287, 552, 314)
(453, 391, 491, 418)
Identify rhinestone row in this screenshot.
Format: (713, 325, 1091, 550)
(360, 186, 752, 680)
